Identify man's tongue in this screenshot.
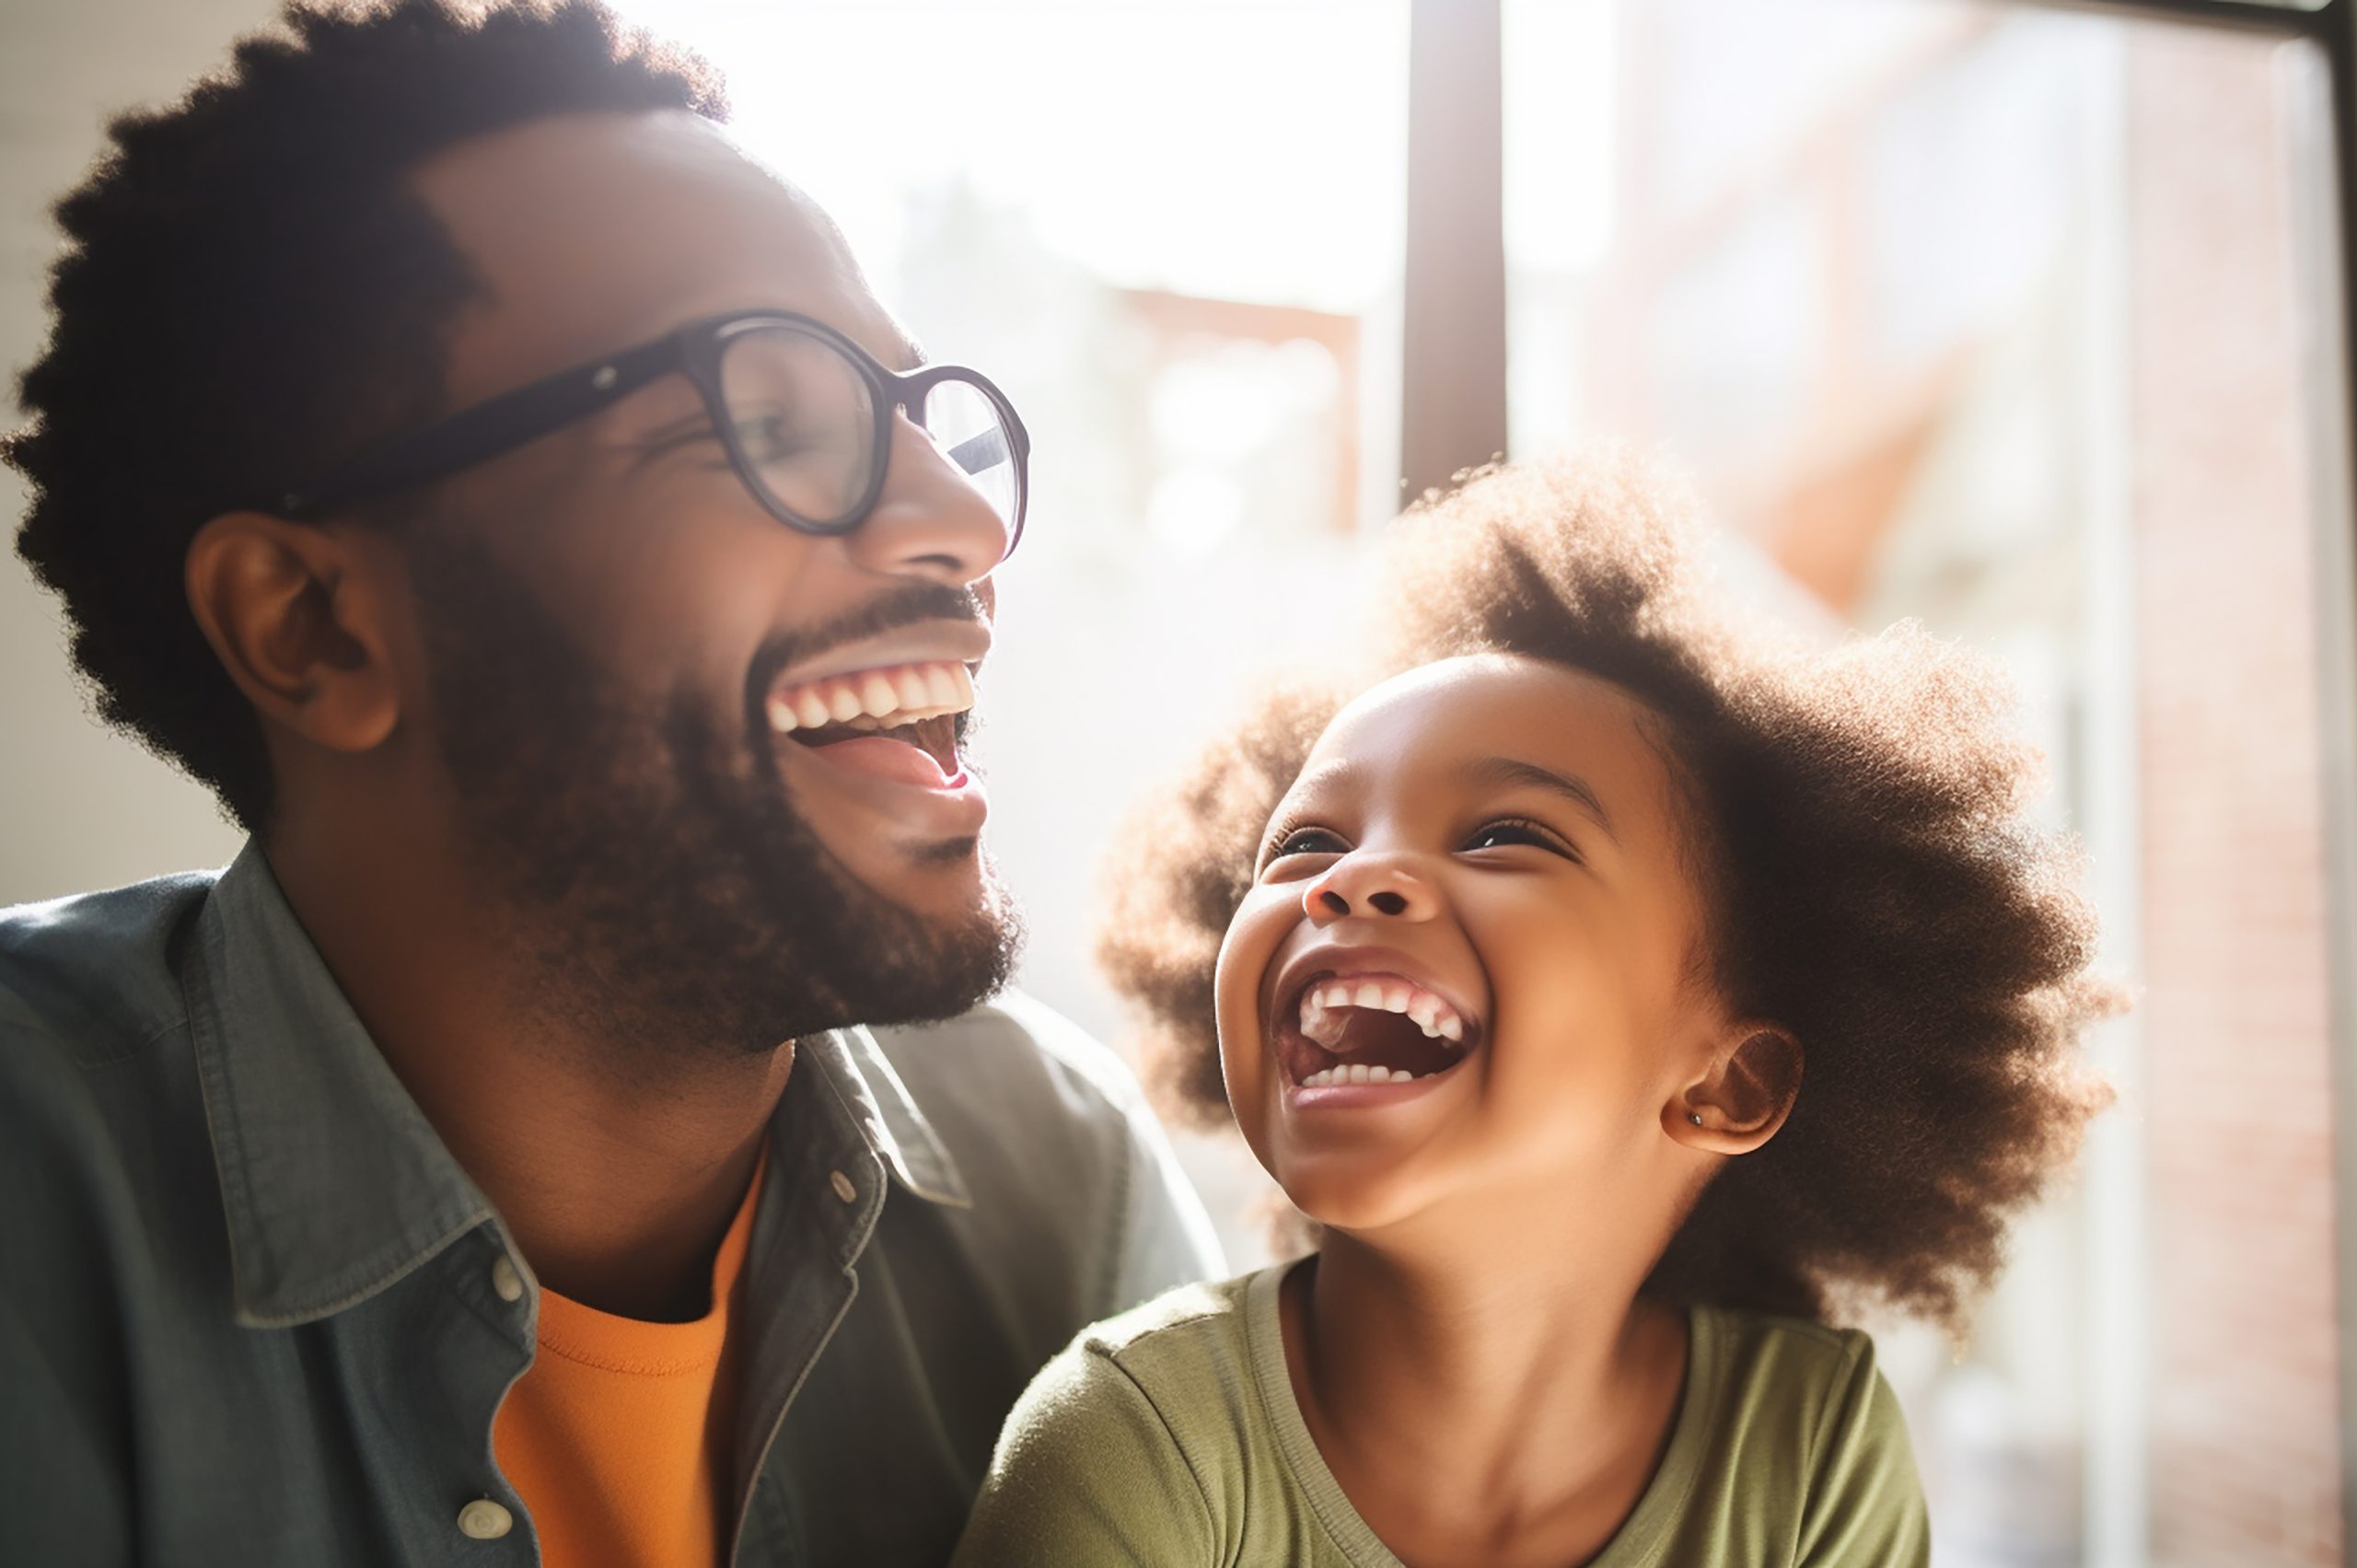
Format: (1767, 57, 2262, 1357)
(803, 734, 958, 788)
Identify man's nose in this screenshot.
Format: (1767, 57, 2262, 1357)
(1302, 854, 1437, 926)
(840, 412, 1014, 585)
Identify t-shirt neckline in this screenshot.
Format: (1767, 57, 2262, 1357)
(1240, 1259, 1721, 1568)
(529, 1149, 769, 1376)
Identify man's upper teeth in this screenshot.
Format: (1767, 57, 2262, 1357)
(1299, 974, 1469, 1046)
(767, 659, 976, 734)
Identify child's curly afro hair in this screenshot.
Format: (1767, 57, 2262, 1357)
(1099, 451, 2119, 1331)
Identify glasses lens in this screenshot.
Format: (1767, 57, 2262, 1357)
(919, 377, 1022, 532)
(717, 325, 877, 526)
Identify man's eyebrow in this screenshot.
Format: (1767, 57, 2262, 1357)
(1462, 755, 1618, 842)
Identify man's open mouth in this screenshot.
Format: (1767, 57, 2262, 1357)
(765, 658, 974, 782)
(1273, 971, 1480, 1088)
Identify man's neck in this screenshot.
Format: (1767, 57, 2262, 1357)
(264, 823, 791, 1321)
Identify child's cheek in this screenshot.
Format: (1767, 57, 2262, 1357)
(1213, 886, 1295, 1154)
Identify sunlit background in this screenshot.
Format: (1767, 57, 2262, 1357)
(4, 2, 2351, 1563)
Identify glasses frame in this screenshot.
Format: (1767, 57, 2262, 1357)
(277, 308, 1030, 553)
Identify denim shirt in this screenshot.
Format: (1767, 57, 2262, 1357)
(0, 845, 1224, 1566)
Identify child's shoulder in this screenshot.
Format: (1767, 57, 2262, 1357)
(981, 1268, 1274, 1512)
(1017, 1264, 1286, 1463)
(1688, 1304, 1910, 1468)
(1699, 1302, 1875, 1368)
(1630, 1307, 1928, 1566)
(958, 1268, 1306, 1563)
(1068, 1266, 1261, 1375)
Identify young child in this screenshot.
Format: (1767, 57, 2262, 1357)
(953, 455, 2114, 1568)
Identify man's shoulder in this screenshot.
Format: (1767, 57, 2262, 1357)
(0, 874, 230, 1324)
(865, 992, 1156, 1226)
(863, 993, 1223, 1315)
(871, 990, 1152, 1124)
(0, 870, 216, 1072)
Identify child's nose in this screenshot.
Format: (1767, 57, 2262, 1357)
(1303, 856, 1435, 925)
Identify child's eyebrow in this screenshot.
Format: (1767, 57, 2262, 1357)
(1461, 756, 1619, 843)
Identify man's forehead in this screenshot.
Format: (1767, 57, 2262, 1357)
(408, 110, 915, 401)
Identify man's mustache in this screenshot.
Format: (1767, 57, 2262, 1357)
(743, 582, 993, 720)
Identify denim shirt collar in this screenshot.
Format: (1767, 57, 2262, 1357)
(184, 842, 970, 1329)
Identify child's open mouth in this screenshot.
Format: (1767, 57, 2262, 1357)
(1272, 970, 1481, 1097)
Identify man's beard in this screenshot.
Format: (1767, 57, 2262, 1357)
(406, 523, 1022, 1063)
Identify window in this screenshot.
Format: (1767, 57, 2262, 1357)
(1502, 3, 2351, 1561)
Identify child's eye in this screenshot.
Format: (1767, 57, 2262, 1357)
(1271, 826, 1348, 859)
(1463, 818, 1576, 857)
(1259, 823, 1349, 872)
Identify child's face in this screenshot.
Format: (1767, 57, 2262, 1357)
(1214, 653, 1735, 1235)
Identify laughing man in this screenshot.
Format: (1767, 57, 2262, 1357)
(0, 4, 1220, 1564)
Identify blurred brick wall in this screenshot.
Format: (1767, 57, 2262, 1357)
(2129, 23, 2344, 1566)
(1599, 4, 2350, 1559)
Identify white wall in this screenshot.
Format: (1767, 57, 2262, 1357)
(0, 0, 278, 903)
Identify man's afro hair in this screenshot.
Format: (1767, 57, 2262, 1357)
(7, 1, 725, 828)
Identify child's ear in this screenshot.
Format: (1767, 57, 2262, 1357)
(1665, 1024, 1802, 1155)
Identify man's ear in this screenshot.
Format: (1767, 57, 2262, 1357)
(1665, 1024, 1803, 1156)
(183, 511, 401, 755)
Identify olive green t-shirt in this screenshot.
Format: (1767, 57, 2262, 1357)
(953, 1263, 1930, 1567)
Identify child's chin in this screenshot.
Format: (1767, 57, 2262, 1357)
(1274, 1164, 1432, 1236)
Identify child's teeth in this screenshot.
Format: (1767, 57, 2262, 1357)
(1381, 984, 1411, 1012)
(1298, 1063, 1444, 1088)
(1353, 981, 1384, 1007)
(1409, 1001, 1439, 1035)
(1438, 1015, 1464, 1042)
(1299, 997, 1346, 1048)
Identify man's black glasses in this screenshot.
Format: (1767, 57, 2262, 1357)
(278, 309, 1030, 555)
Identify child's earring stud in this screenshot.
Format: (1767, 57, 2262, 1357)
(1688, 1111, 1704, 1127)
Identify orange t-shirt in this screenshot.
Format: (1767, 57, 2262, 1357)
(493, 1159, 766, 1568)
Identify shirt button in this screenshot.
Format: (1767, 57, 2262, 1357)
(490, 1256, 524, 1303)
(457, 1499, 513, 1539)
(829, 1169, 858, 1203)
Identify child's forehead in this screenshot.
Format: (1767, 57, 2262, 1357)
(1306, 653, 1652, 769)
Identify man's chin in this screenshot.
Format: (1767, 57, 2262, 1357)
(811, 827, 993, 914)
(776, 846, 1025, 1033)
